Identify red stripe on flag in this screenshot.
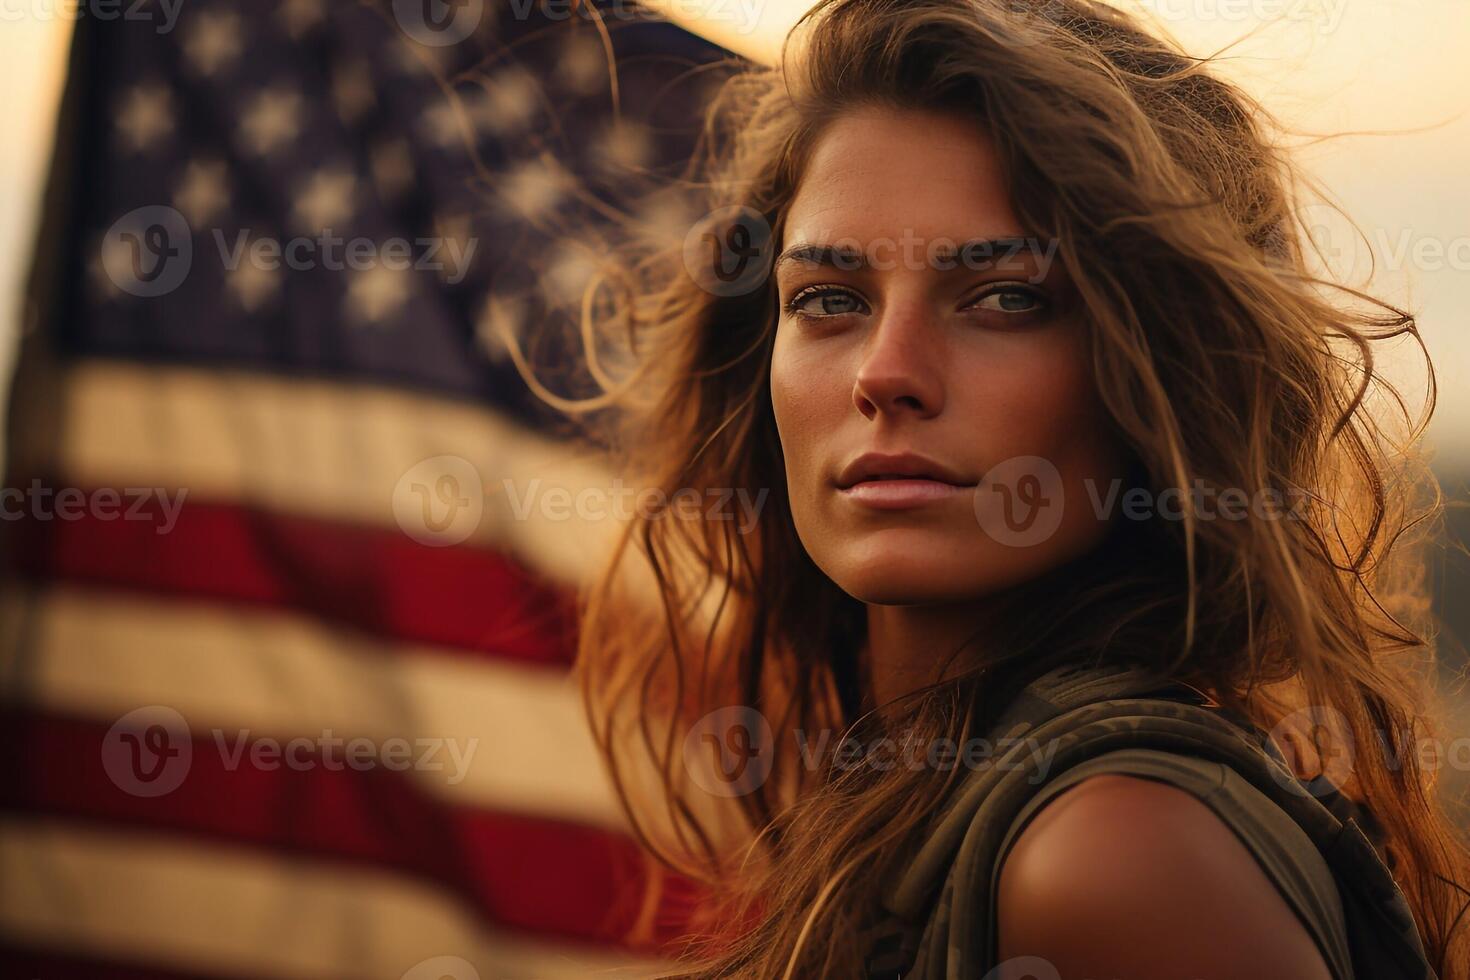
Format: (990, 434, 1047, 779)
(3, 495, 577, 666)
(0, 709, 706, 952)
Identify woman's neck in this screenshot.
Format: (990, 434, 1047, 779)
(863, 601, 994, 711)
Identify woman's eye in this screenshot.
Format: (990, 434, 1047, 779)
(785, 288, 868, 318)
(970, 286, 1046, 314)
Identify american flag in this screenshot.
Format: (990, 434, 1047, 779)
(1, 1, 730, 976)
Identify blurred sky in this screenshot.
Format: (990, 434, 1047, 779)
(0, 11, 70, 418)
(2, 1, 1467, 464)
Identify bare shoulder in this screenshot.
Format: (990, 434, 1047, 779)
(996, 773, 1335, 980)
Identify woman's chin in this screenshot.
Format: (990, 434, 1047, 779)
(821, 555, 1015, 606)
(811, 526, 1065, 605)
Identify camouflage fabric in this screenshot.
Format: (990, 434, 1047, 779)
(858, 661, 1439, 980)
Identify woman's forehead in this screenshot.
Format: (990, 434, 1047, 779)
(784, 106, 1024, 248)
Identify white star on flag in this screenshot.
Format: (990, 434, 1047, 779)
(115, 84, 174, 153)
(239, 89, 302, 157)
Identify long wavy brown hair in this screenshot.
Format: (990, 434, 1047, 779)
(519, 0, 1470, 975)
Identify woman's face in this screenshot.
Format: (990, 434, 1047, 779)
(770, 107, 1125, 605)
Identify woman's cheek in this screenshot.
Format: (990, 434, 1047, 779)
(956, 334, 1084, 440)
(770, 330, 860, 544)
(771, 331, 846, 450)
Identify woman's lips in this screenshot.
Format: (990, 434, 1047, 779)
(838, 478, 971, 509)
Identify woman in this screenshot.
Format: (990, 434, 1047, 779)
(519, 0, 1470, 975)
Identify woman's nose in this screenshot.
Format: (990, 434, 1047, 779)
(851, 309, 945, 421)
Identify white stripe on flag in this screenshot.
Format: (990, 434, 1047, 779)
(0, 584, 623, 828)
(10, 360, 629, 591)
(0, 816, 666, 980)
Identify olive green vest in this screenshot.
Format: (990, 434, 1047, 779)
(860, 662, 1438, 980)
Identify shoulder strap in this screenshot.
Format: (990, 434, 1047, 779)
(864, 666, 1439, 980)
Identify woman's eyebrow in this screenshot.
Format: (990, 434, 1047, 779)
(773, 242, 867, 275)
(935, 237, 1044, 268)
(773, 237, 1045, 275)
